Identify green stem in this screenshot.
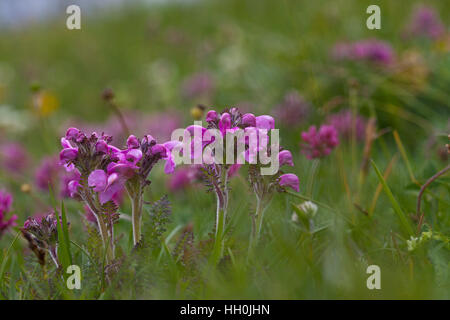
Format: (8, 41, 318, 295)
(130, 188, 143, 246)
(307, 159, 320, 197)
(80, 185, 114, 263)
(212, 199, 226, 265)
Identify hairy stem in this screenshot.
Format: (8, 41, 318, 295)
(212, 198, 226, 265)
(307, 159, 320, 197)
(127, 182, 143, 246)
(80, 186, 114, 263)
(248, 195, 261, 256)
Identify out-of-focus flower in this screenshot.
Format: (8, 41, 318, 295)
(167, 166, 202, 192)
(300, 125, 339, 159)
(291, 201, 318, 230)
(0, 142, 28, 173)
(278, 173, 300, 192)
(298, 201, 318, 219)
(273, 91, 311, 126)
(31, 90, 59, 117)
(227, 163, 241, 177)
(404, 6, 445, 40)
(0, 190, 17, 236)
(407, 236, 419, 251)
(393, 50, 429, 91)
(326, 109, 367, 142)
(332, 39, 395, 66)
(0, 105, 31, 134)
(0, 189, 13, 212)
(35, 156, 60, 191)
(60, 169, 81, 198)
(181, 72, 215, 100)
(191, 104, 206, 120)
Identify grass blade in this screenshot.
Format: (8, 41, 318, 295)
(371, 159, 413, 236)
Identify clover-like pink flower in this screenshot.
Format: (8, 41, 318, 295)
(301, 125, 339, 160)
(0, 142, 28, 173)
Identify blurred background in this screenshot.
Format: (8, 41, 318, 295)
(0, 0, 449, 299)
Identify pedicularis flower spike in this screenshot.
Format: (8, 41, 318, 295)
(21, 213, 60, 267)
(190, 107, 300, 260)
(59, 127, 179, 255)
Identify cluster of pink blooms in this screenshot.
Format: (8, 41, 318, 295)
(203, 108, 299, 192)
(326, 109, 367, 142)
(22, 212, 60, 267)
(0, 190, 17, 237)
(34, 156, 82, 198)
(0, 142, 28, 174)
(300, 125, 339, 160)
(404, 6, 445, 40)
(332, 39, 395, 66)
(59, 128, 179, 204)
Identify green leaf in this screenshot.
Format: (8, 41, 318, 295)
(49, 185, 72, 270)
(371, 159, 414, 236)
(0, 231, 20, 289)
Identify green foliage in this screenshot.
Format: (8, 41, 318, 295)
(0, 0, 449, 299)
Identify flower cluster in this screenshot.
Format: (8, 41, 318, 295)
(300, 125, 339, 159)
(22, 213, 59, 267)
(0, 190, 17, 237)
(332, 39, 395, 66)
(404, 6, 445, 40)
(0, 142, 28, 174)
(59, 127, 179, 257)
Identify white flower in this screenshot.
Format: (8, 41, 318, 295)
(407, 236, 419, 252)
(291, 212, 299, 223)
(299, 201, 318, 219)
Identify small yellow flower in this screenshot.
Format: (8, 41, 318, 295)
(21, 183, 31, 193)
(31, 90, 59, 117)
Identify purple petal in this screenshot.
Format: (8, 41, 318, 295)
(88, 170, 107, 192)
(279, 173, 300, 192)
(255, 115, 275, 130)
